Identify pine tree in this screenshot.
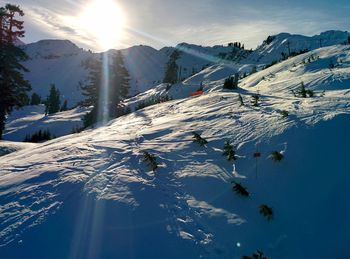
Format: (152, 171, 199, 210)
(142, 151, 158, 172)
(192, 132, 208, 146)
(295, 82, 314, 98)
(60, 100, 68, 111)
(163, 50, 180, 84)
(30, 93, 41, 105)
(242, 250, 269, 259)
(45, 84, 61, 114)
(238, 93, 244, 106)
(81, 52, 130, 127)
(223, 73, 239, 90)
(251, 94, 260, 107)
(109, 51, 130, 115)
(270, 151, 284, 162)
(259, 204, 274, 221)
(232, 182, 250, 197)
(223, 141, 237, 161)
(0, 4, 31, 139)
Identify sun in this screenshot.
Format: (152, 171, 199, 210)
(78, 0, 126, 50)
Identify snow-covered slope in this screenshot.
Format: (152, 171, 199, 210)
(0, 141, 37, 157)
(23, 40, 92, 106)
(1, 40, 350, 258)
(3, 105, 89, 142)
(119, 45, 169, 95)
(249, 30, 350, 64)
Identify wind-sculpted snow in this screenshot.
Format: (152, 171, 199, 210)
(3, 105, 89, 142)
(1, 36, 350, 258)
(1, 83, 350, 258)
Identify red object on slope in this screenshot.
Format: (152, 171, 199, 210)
(190, 90, 204, 97)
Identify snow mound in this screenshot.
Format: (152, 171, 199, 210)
(0, 141, 37, 157)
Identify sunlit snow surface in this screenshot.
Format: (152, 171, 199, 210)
(1, 43, 350, 258)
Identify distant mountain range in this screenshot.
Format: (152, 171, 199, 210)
(21, 30, 350, 106)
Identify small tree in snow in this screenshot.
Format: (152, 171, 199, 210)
(60, 100, 68, 111)
(295, 82, 314, 98)
(238, 94, 244, 106)
(223, 141, 237, 161)
(279, 110, 289, 119)
(142, 151, 158, 172)
(259, 204, 274, 221)
(232, 182, 250, 197)
(45, 84, 61, 115)
(251, 94, 260, 107)
(192, 132, 208, 146)
(242, 250, 269, 259)
(223, 73, 239, 90)
(270, 151, 284, 162)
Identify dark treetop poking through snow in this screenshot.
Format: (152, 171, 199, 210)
(259, 204, 274, 221)
(0, 4, 31, 139)
(192, 132, 208, 146)
(270, 151, 284, 162)
(232, 182, 250, 197)
(223, 140, 237, 161)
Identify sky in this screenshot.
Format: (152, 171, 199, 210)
(2, 0, 350, 51)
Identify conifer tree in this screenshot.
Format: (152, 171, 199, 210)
(223, 141, 237, 161)
(142, 151, 158, 172)
(81, 52, 130, 127)
(251, 94, 260, 107)
(60, 100, 68, 111)
(45, 84, 61, 115)
(30, 93, 41, 105)
(0, 4, 31, 139)
(270, 151, 284, 162)
(192, 132, 208, 146)
(232, 182, 250, 197)
(242, 250, 269, 259)
(259, 204, 274, 221)
(80, 59, 102, 107)
(238, 93, 244, 106)
(109, 51, 130, 109)
(223, 73, 239, 90)
(163, 50, 180, 84)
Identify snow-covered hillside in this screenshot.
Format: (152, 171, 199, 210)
(249, 30, 350, 64)
(0, 141, 36, 157)
(21, 30, 350, 108)
(3, 105, 89, 142)
(1, 40, 350, 258)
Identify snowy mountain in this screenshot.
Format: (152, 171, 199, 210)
(23, 40, 91, 106)
(249, 30, 350, 64)
(22, 40, 243, 105)
(21, 30, 350, 109)
(1, 39, 350, 258)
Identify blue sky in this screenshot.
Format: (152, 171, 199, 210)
(2, 0, 350, 51)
